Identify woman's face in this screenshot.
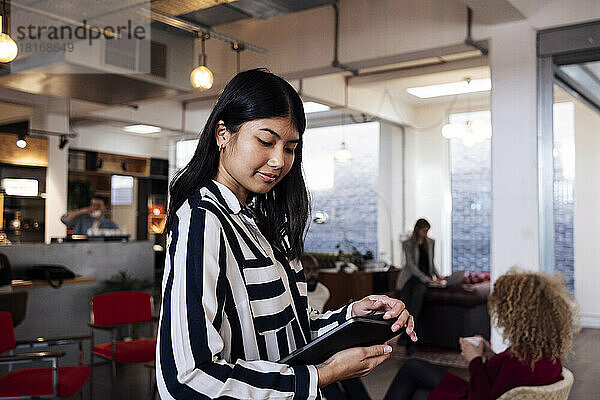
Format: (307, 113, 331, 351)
(418, 227, 429, 239)
(215, 117, 299, 204)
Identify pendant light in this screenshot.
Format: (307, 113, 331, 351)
(0, 1, 18, 63)
(441, 78, 491, 147)
(334, 114, 353, 162)
(190, 33, 213, 90)
(16, 133, 27, 148)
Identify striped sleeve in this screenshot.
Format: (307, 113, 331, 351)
(307, 302, 355, 340)
(157, 201, 319, 399)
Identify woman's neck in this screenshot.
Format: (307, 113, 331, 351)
(214, 168, 248, 205)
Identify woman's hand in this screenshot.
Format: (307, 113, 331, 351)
(351, 295, 418, 342)
(477, 335, 496, 361)
(316, 344, 392, 387)
(459, 337, 485, 362)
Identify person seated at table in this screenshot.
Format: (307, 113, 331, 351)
(60, 196, 119, 235)
(301, 254, 372, 400)
(396, 218, 443, 354)
(383, 269, 576, 400)
(301, 254, 331, 313)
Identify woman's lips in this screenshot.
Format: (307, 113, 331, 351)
(257, 172, 278, 183)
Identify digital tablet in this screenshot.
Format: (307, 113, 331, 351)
(279, 314, 402, 366)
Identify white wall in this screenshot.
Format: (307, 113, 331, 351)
(30, 106, 69, 243)
(489, 20, 539, 351)
(403, 122, 451, 275)
(69, 125, 169, 159)
(574, 101, 600, 328)
(378, 122, 405, 266)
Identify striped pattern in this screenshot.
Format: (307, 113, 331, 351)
(156, 181, 352, 399)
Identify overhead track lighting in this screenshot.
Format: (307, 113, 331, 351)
(190, 33, 214, 90)
(0, 2, 18, 63)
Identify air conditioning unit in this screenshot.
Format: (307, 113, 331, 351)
(0, 26, 194, 105)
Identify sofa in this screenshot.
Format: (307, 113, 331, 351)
(418, 280, 491, 350)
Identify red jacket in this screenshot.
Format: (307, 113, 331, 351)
(428, 349, 563, 400)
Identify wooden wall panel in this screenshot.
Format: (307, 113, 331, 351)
(0, 134, 48, 167)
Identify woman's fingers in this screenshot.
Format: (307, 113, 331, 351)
(362, 344, 393, 359)
(391, 309, 409, 332)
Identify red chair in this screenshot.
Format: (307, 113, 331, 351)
(89, 291, 156, 396)
(0, 312, 90, 399)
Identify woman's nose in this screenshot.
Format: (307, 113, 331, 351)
(267, 149, 284, 168)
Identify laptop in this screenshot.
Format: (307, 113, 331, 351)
(428, 270, 465, 288)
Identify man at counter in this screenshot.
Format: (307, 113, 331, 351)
(60, 196, 119, 235)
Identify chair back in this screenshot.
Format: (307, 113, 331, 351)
(92, 291, 153, 326)
(0, 311, 16, 353)
(496, 367, 574, 400)
(0, 291, 28, 327)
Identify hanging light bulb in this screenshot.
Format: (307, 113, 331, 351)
(16, 133, 27, 148)
(0, 14, 18, 63)
(334, 142, 353, 162)
(190, 33, 213, 89)
(442, 122, 464, 139)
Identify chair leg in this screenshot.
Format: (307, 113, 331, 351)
(110, 360, 116, 400)
(89, 335, 94, 400)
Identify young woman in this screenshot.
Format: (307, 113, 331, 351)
(156, 69, 418, 399)
(395, 219, 442, 354)
(384, 269, 576, 400)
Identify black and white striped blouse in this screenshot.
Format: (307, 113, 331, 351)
(156, 180, 353, 399)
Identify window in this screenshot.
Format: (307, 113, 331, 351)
(111, 175, 134, 205)
(449, 111, 491, 272)
(176, 139, 199, 170)
(303, 122, 379, 255)
(553, 101, 575, 292)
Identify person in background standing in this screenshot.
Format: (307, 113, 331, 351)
(395, 218, 442, 355)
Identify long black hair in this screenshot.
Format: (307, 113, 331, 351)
(166, 68, 309, 260)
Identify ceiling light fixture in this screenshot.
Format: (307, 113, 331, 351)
(0, 4, 18, 63)
(333, 142, 353, 162)
(303, 101, 331, 114)
(190, 33, 214, 90)
(441, 78, 492, 147)
(123, 124, 162, 134)
(15, 133, 27, 148)
(232, 42, 245, 73)
(407, 78, 491, 99)
(334, 113, 353, 162)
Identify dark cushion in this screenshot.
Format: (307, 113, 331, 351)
(424, 282, 490, 307)
(93, 338, 156, 363)
(0, 366, 90, 397)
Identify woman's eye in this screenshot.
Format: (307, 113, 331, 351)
(284, 147, 295, 154)
(258, 139, 272, 146)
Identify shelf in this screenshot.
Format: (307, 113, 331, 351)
(11, 276, 96, 289)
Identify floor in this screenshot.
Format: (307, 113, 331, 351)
(65, 328, 599, 399)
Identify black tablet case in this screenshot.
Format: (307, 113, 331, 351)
(279, 314, 401, 366)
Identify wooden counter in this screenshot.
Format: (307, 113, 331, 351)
(319, 269, 400, 310)
(11, 276, 96, 289)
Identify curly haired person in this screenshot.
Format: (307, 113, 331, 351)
(384, 269, 577, 400)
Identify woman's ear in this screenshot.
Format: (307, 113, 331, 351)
(215, 120, 230, 147)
